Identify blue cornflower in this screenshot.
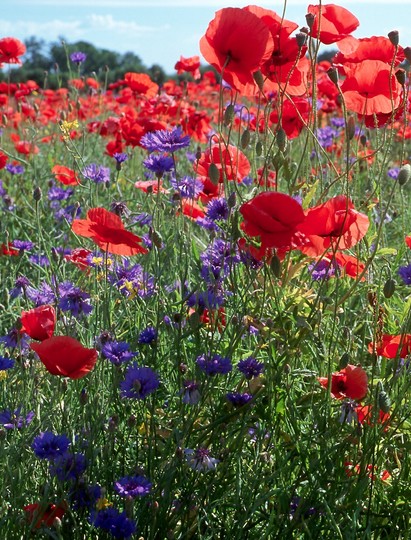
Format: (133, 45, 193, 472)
(9, 275, 31, 299)
(90, 507, 137, 539)
(113, 152, 128, 164)
(26, 281, 55, 306)
(50, 452, 87, 482)
(70, 51, 87, 64)
(48, 184, 74, 201)
(58, 281, 93, 318)
(102, 341, 137, 366)
(110, 261, 156, 299)
(82, 163, 110, 184)
(32, 431, 71, 460)
(132, 212, 153, 227)
(196, 353, 232, 376)
(29, 254, 50, 267)
(12, 240, 33, 252)
(330, 117, 345, 129)
(315, 126, 338, 148)
(170, 175, 203, 199)
(399, 263, 411, 285)
(186, 290, 224, 310)
(68, 482, 102, 510)
(141, 127, 190, 153)
(0, 407, 34, 429)
(184, 447, 219, 471)
(200, 238, 240, 285)
(114, 475, 152, 497)
(0, 357, 15, 370)
(181, 380, 201, 405)
(308, 259, 336, 281)
(226, 392, 253, 407)
(0, 328, 30, 351)
(138, 326, 158, 344)
(5, 163, 24, 175)
(143, 153, 174, 176)
(387, 167, 400, 180)
(120, 363, 160, 399)
(237, 357, 265, 379)
(206, 198, 229, 221)
(53, 203, 82, 223)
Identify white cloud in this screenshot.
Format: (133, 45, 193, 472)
(88, 14, 167, 34)
(11, 0, 411, 5)
(0, 19, 84, 40)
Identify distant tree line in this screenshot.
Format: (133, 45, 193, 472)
(0, 36, 168, 87)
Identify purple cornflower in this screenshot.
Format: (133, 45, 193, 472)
(0, 357, 15, 370)
(387, 167, 400, 180)
(138, 326, 158, 344)
(90, 507, 137, 539)
(186, 290, 224, 311)
(339, 399, 358, 424)
(315, 126, 338, 148)
(32, 431, 71, 460)
(9, 275, 31, 299)
(114, 475, 152, 497)
(181, 380, 201, 405)
(398, 263, 411, 285)
(11, 240, 33, 252)
(226, 392, 253, 407)
(68, 482, 102, 510)
(196, 353, 232, 376)
(308, 259, 336, 281)
(141, 126, 190, 153)
(5, 163, 24, 175)
(70, 51, 87, 64)
(58, 281, 93, 317)
(50, 452, 87, 482)
(0, 327, 30, 351)
(102, 341, 137, 366)
(120, 363, 160, 399)
(206, 198, 229, 221)
(48, 184, 74, 201)
(184, 447, 219, 471)
(109, 261, 156, 299)
(113, 152, 128, 164)
(26, 281, 55, 306)
(200, 238, 240, 285)
(82, 163, 111, 184)
(0, 407, 34, 429)
(237, 357, 265, 379)
(143, 154, 174, 176)
(330, 117, 345, 129)
(132, 212, 153, 227)
(29, 254, 50, 267)
(170, 175, 203, 199)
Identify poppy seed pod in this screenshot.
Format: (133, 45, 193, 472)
(305, 13, 315, 29)
(327, 67, 339, 86)
(388, 30, 399, 46)
(395, 69, 406, 86)
(295, 32, 308, 48)
(346, 116, 356, 141)
(398, 164, 411, 186)
(404, 47, 411, 64)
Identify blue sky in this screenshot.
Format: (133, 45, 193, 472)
(1, 0, 409, 74)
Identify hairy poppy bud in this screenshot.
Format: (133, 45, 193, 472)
(347, 116, 356, 140)
(33, 186, 42, 202)
(209, 162, 220, 185)
(327, 67, 339, 86)
(305, 13, 315, 29)
(404, 47, 411, 64)
(395, 69, 406, 86)
(383, 278, 396, 298)
(388, 30, 399, 46)
(253, 70, 265, 92)
(339, 352, 350, 369)
(276, 128, 287, 152)
(296, 32, 308, 48)
(223, 103, 235, 126)
(398, 164, 411, 186)
(241, 128, 251, 149)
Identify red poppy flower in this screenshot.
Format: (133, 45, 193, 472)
(341, 60, 402, 116)
(0, 37, 26, 64)
(52, 165, 80, 186)
(1, 242, 19, 256)
(368, 334, 411, 359)
(134, 179, 167, 194)
(181, 200, 205, 220)
(270, 97, 310, 139)
(296, 195, 369, 256)
(200, 7, 274, 93)
(196, 143, 250, 184)
(240, 191, 305, 249)
(14, 140, 39, 155)
(64, 247, 92, 272)
(318, 364, 368, 400)
(24, 502, 67, 529)
(334, 36, 405, 72)
(406, 235, 411, 250)
(0, 151, 7, 169)
(356, 405, 390, 429)
(30, 336, 98, 379)
(21, 305, 56, 342)
(72, 207, 148, 256)
(307, 4, 359, 45)
(333, 252, 366, 280)
(174, 55, 201, 80)
(124, 72, 159, 98)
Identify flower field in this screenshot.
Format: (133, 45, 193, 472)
(1, 3, 411, 538)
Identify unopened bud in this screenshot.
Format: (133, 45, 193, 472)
(346, 115, 356, 140)
(240, 128, 251, 149)
(388, 30, 399, 47)
(327, 67, 339, 86)
(195, 146, 202, 161)
(276, 128, 287, 152)
(383, 278, 396, 298)
(404, 47, 411, 64)
(398, 164, 411, 186)
(296, 32, 308, 48)
(305, 13, 315, 30)
(227, 190, 236, 208)
(396, 69, 406, 86)
(33, 186, 42, 201)
(360, 134, 367, 146)
(209, 162, 220, 185)
(223, 103, 235, 126)
(253, 70, 265, 92)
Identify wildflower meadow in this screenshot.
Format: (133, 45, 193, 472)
(1, 3, 411, 538)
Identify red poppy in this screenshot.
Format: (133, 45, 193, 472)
(334, 36, 405, 72)
(296, 195, 369, 256)
(307, 4, 359, 45)
(21, 305, 56, 342)
(0, 37, 26, 64)
(270, 97, 310, 139)
(14, 140, 39, 155)
(174, 55, 201, 80)
(134, 179, 167, 194)
(1, 243, 19, 256)
(318, 364, 368, 400)
(240, 191, 305, 249)
(345, 462, 391, 482)
(64, 247, 92, 272)
(341, 60, 402, 116)
(356, 405, 390, 430)
(123, 72, 159, 98)
(196, 143, 250, 184)
(52, 165, 80, 186)
(368, 333, 411, 359)
(406, 235, 411, 250)
(181, 200, 205, 220)
(200, 7, 274, 93)
(0, 151, 7, 169)
(30, 336, 98, 379)
(333, 252, 366, 280)
(72, 207, 148, 256)
(24, 502, 67, 529)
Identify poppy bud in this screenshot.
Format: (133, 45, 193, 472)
(253, 70, 265, 92)
(388, 30, 399, 47)
(195, 146, 202, 161)
(33, 186, 42, 202)
(378, 389, 391, 414)
(339, 352, 350, 369)
(383, 278, 396, 298)
(209, 162, 220, 185)
(256, 141, 263, 156)
(404, 47, 411, 64)
(327, 67, 339, 86)
(296, 32, 308, 48)
(398, 164, 411, 186)
(270, 253, 281, 278)
(223, 103, 235, 126)
(360, 134, 367, 146)
(346, 116, 356, 141)
(305, 13, 315, 29)
(227, 191, 236, 208)
(395, 69, 406, 86)
(240, 128, 251, 149)
(276, 128, 287, 152)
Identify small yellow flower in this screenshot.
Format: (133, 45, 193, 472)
(0, 372, 7, 381)
(96, 497, 113, 510)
